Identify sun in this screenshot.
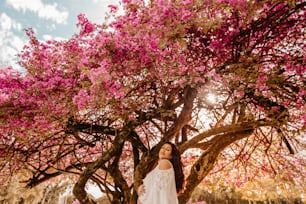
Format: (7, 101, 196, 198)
(206, 93, 217, 104)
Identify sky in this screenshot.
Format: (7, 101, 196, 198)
(0, 0, 119, 71)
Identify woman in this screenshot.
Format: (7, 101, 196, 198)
(137, 142, 184, 204)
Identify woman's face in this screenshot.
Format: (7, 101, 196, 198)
(159, 143, 172, 160)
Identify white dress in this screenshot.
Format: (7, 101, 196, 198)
(138, 160, 178, 204)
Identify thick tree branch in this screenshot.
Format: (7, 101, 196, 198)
(165, 85, 198, 141)
(72, 128, 130, 204)
(179, 120, 276, 153)
(179, 129, 254, 203)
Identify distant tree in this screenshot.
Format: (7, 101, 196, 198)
(0, 0, 305, 203)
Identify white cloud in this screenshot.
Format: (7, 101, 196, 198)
(5, 0, 69, 24)
(42, 34, 52, 41)
(92, 0, 113, 3)
(0, 13, 21, 31)
(42, 34, 65, 42)
(46, 23, 57, 32)
(0, 13, 26, 71)
(88, 0, 123, 24)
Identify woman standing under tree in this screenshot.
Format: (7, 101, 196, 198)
(137, 142, 185, 204)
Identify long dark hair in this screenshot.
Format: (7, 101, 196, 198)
(143, 142, 185, 193)
(166, 142, 185, 193)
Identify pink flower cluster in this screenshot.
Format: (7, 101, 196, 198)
(77, 13, 95, 36)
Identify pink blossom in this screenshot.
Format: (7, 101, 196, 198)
(128, 114, 135, 121)
(301, 114, 306, 126)
(194, 77, 205, 83)
(196, 66, 206, 72)
(180, 0, 193, 6)
(257, 74, 268, 83)
(122, 0, 131, 3)
(109, 21, 124, 29)
(235, 179, 243, 188)
(0, 92, 9, 104)
(284, 63, 305, 75)
(298, 89, 306, 97)
(256, 83, 268, 91)
(179, 66, 188, 74)
(182, 10, 193, 21)
(207, 70, 221, 81)
(108, 5, 118, 13)
(258, 106, 265, 111)
(83, 23, 94, 34)
(73, 89, 89, 110)
(77, 13, 95, 35)
(256, 73, 269, 91)
(236, 91, 245, 97)
(149, 39, 158, 50)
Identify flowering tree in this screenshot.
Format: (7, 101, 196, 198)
(0, 0, 305, 203)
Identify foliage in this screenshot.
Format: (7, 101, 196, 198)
(0, 0, 305, 203)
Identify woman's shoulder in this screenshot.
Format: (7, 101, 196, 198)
(158, 159, 173, 170)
